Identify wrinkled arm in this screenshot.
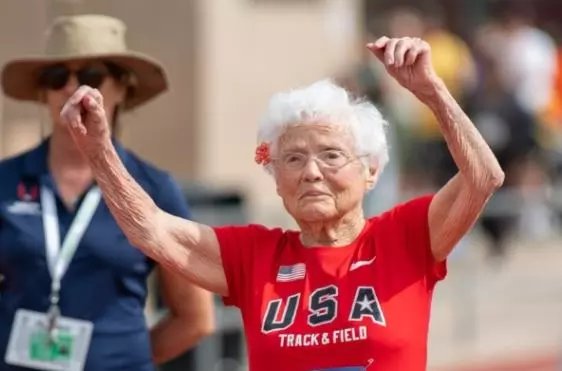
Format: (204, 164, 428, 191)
(89, 143, 228, 295)
(422, 79, 505, 261)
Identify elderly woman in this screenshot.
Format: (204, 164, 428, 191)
(0, 15, 213, 370)
(61, 36, 504, 371)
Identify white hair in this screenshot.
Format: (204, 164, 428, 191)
(257, 79, 389, 174)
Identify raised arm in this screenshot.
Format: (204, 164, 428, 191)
(60, 86, 228, 295)
(368, 36, 505, 261)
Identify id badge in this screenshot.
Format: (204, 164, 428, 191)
(5, 309, 93, 371)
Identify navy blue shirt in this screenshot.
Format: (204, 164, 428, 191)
(0, 139, 191, 370)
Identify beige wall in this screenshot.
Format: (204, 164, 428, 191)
(0, 0, 364, 225)
(0, 0, 198, 176)
(0, 1, 48, 156)
(195, 0, 363, 226)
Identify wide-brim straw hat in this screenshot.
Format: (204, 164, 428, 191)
(1, 14, 168, 110)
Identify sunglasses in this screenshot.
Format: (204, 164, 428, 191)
(38, 63, 126, 90)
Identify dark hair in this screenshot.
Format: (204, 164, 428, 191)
(103, 62, 130, 136)
(104, 62, 127, 82)
(104, 61, 135, 97)
(111, 105, 122, 137)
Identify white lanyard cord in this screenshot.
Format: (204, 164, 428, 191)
(41, 185, 102, 305)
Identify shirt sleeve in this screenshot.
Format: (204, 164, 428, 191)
(213, 224, 280, 308)
(394, 195, 447, 286)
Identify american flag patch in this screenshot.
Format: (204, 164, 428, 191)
(276, 263, 306, 282)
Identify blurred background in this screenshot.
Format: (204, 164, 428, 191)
(1, 0, 562, 370)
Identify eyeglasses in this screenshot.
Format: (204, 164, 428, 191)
(38, 63, 127, 90)
(272, 150, 368, 171)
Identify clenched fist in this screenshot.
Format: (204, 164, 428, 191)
(367, 36, 440, 100)
(60, 85, 111, 154)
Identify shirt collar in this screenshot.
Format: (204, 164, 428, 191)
(21, 137, 128, 179)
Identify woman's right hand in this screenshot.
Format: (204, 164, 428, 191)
(60, 85, 228, 296)
(60, 85, 112, 155)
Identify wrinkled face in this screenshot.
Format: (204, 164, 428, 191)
(40, 60, 127, 130)
(273, 123, 376, 223)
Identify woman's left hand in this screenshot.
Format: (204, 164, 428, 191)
(367, 36, 439, 100)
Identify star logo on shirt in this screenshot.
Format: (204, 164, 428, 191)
(357, 296, 377, 312)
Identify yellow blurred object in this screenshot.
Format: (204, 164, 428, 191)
(537, 49, 562, 150)
(542, 49, 562, 129)
(417, 30, 476, 139)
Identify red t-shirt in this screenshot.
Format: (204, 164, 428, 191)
(215, 195, 446, 371)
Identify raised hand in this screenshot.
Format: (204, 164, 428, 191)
(60, 85, 111, 154)
(367, 36, 439, 99)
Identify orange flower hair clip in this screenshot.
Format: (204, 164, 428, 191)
(255, 142, 271, 165)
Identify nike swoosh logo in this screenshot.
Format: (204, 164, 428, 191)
(350, 257, 376, 271)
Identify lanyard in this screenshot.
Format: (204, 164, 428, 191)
(41, 185, 101, 337)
